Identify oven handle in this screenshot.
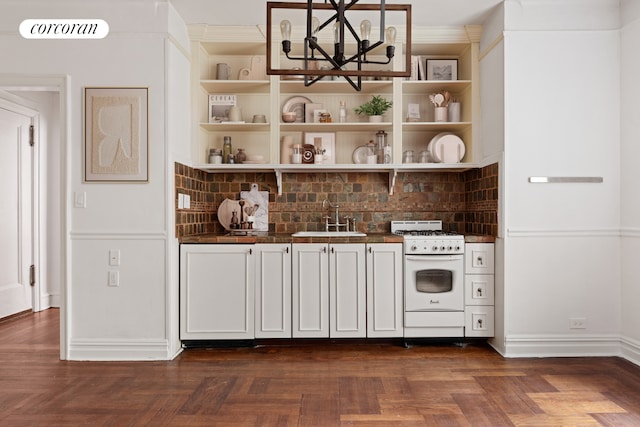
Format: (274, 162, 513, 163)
(405, 255, 463, 262)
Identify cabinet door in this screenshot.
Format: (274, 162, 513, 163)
(180, 244, 254, 340)
(255, 244, 291, 338)
(329, 244, 366, 338)
(292, 244, 329, 338)
(366, 243, 403, 338)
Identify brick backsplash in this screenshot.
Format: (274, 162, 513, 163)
(175, 162, 499, 238)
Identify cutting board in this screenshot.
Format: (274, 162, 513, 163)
(240, 183, 269, 231)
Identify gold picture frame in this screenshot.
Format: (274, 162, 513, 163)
(84, 87, 148, 182)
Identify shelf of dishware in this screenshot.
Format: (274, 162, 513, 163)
(189, 24, 482, 173)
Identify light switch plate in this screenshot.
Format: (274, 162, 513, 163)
(108, 270, 119, 287)
(74, 191, 87, 208)
(178, 193, 185, 209)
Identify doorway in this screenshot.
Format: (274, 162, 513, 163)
(0, 76, 69, 360)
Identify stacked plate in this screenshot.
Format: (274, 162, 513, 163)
(427, 133, 465, 163)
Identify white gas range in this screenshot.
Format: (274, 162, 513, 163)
(391, 220, 466, 338)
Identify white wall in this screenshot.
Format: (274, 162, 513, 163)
(479, 5, 506, 353)
(500, 0, 623, 357)
(0, 0, 189, 360)
(620, 1, 640, 365)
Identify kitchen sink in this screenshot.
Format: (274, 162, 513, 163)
(291, 231, 367, 237)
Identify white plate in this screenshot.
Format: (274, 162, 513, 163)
(352, 145, 373, 164)
(282, 96, 312, 123)
(428, 133, 465, 163)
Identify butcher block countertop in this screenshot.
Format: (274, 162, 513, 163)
(179, 233, 495, 244)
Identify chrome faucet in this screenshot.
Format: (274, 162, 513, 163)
(322, 199, 355, 232)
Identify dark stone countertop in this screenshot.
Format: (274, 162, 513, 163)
(179, 232, 404, 244)
(179, 232, 495, 244)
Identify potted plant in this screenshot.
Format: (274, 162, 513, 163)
(354, 95, 393, 122)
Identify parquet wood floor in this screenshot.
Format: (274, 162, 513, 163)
(2, 309, 640, 426)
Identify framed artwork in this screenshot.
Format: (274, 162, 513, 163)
(426, 59, 458, 81)
(304, 132, 336, 164)
(84, 87, 149, 182)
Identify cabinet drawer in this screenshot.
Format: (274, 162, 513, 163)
(404, 311, 464, 338)
(464, 243, 495, 274)
(465, 275, 495, 305)
(465, 306, 494, 337)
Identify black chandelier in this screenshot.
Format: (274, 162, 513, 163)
(266, 1, 411, 91)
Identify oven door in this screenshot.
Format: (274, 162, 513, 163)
(404, 254, 464, 311)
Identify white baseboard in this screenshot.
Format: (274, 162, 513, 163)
(621, 336, 640, 366)
(68, 338, 176, 361)
(503, 334, 623, 359)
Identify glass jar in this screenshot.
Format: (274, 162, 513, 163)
(235, 148, 247, 164)
(222, 136, 232, 163)
(208, 148, 222, 164)
(375, 130, 387, 164)
(403, 150, 414, 164)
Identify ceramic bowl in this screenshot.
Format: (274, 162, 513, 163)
(282, 112, 297, 123)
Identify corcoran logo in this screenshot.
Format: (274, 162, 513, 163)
(19, 19, 109, 39)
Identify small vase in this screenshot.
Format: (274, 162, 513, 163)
(368, 115, 383, 123)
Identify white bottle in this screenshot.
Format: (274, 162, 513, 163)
(339, 100, 346, 123)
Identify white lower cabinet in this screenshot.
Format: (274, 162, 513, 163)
(330, 244, 366, 338)
(254, 243, 291, 338)
(292, 243, 329, 338)
(180, 244, 255, 340)
(292, 243, 367, 338)
(180, 242, 403, 342)
(464, 243, 495, 337)
(366, 243, 403, 338)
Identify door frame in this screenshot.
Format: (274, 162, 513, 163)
(0, 75, 70, 360)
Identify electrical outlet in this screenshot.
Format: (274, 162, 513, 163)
(569, 317, 587, 329)
(109, 249, 120, 266)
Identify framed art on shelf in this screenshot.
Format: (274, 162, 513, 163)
(84, 87, 149, 182)
(426, 59, 458, 81)
(304, 132, 336, 164)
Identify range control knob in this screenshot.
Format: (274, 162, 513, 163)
(440, 246, 446, 251)
(455, 245, 461, 252)
(411, 245, 418, 252)
(432, 246, 438, 251)
(447, 246, 453, 251)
